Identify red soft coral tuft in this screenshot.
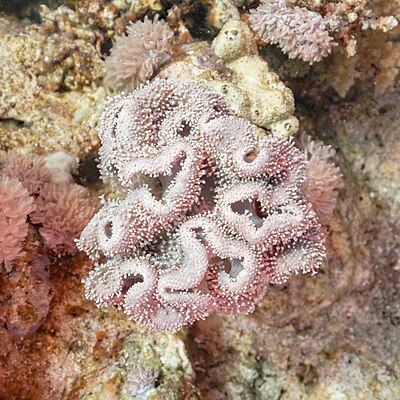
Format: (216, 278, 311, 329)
(0, 176, 36, 268)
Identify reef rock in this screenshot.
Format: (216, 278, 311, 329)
(0, 9, 106, 158)
(159, 20, 298, 137)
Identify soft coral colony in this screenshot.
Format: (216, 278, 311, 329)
(0, 152, 99, 337)
(77, 78, 340, 332)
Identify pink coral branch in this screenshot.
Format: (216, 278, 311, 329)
(1, 152, 51, 196)
(30, 183, 99, 255)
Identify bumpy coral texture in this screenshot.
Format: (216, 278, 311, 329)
(126, 367, 158, 399)
(105, 15, 174, 91)
(249, 0, 335, 63)
(77, 79, 329, 332)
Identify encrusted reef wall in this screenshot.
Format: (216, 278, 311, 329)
(0, 1, 399, 399)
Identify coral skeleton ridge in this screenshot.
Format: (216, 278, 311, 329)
(77, 78, 329, 332)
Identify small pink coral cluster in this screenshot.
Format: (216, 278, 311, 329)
(0, 153, 51, 268)
(77, 79, 335, 332)
(0, 152, 99, 337)
(105, 15, 174, 91)
(300, 135, 344, 223)
(0, 153, 99, 265)
(249, 0, 335, 64)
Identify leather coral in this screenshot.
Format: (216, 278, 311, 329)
(77, 79, 331, 331)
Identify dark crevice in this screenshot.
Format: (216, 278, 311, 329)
(0, 118, 26, 127)
(0, 0, 60, 21)
(120, 275, 144, 296)
(160, 0, 217, 40)
(73, 157, 101, 188)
